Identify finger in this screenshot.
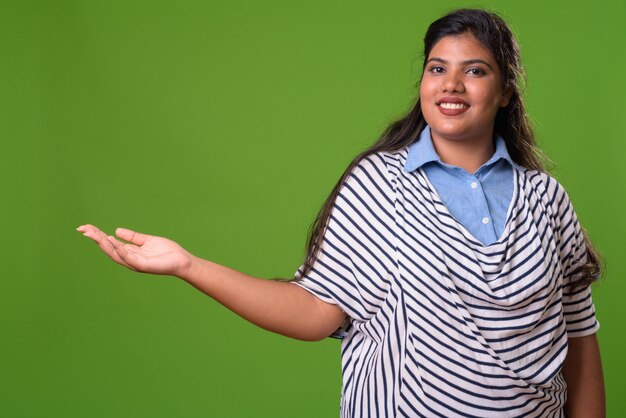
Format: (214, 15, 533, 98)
(77, 224, 96, 232)
(107, 234, 126, 249)
(80, 225, 110, 245)
(78, 225, 136, 270)
(83, 229, 131, 267)
(106, 236, 135, 269)
(77, 224, 104, 236)
(115, 228, 151, 246)
(120, 243, 142, 254)
(114, 242, 143, 271)
(107, 237, 143, 264)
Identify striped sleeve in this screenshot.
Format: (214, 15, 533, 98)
(555, 183, 599, 338)
(291, 153, 398, 322)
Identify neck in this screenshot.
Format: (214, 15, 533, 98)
(430, 131, 495, 174)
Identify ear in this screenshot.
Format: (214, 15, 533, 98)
(500, 87, 513, 107)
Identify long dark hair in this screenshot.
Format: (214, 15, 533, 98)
(294, 8, 602, 287)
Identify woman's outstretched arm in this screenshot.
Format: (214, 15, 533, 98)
(77, 225, 346, 341)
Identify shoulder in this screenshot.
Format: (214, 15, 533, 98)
(514, 165, 575, 225)
(352, 150, 404, 174)
(515, 165, 569, 202)
(346, 150, 404, 191)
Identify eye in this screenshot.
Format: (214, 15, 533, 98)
(466, 67, 486, 76)
(428, 66, 445, 74)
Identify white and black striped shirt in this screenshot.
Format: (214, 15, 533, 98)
(293, 149, 598, 418)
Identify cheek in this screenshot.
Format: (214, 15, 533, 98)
(474, 82, 503, 104)
(419, 79, 435, 100)
(419, 81, 437, 118)
(419, 85, 434, 119)
(470, 89, 504, 114)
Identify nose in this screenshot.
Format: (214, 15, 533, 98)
(441, 71, 465, 93)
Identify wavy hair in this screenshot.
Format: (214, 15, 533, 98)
(293, 8, 602, 288)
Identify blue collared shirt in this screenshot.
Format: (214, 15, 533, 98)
(403, 126, 514, 246)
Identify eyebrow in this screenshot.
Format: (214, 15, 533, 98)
(426, 57, 494, 71)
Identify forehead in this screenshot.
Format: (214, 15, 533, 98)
(428, 34, 496, 63)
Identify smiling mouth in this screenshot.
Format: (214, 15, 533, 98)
(436, 101, 470, 116)
(437, 102, 470, 110)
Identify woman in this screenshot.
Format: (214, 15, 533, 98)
(78, 8, 605, 417)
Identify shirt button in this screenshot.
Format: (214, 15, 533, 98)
(482, 217, 490, 224)
(470, 181, 478, 189)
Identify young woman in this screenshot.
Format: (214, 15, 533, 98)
(78, 8, 605, 418)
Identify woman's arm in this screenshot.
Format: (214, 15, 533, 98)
(562, 333, 605, 418)
(77, 225, 346, 341)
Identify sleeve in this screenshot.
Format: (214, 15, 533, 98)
(555, 183, 600, 338)
(291, 153, 399, 322)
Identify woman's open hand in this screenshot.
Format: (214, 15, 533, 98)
(77, 225, 194, 277)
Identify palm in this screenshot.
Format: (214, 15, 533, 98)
(77, 225, 192, 277)
(123, 235, 190, 274)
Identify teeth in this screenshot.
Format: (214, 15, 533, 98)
(439, 102, 468, 110)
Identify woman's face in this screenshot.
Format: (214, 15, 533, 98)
(419, 34, 511, 145)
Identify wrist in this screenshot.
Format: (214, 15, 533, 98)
(175, 253, 199, 281)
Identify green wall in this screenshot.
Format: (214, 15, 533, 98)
(1, 1, 624, 416)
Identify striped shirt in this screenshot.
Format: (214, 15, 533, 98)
(292, 148, 599, 418)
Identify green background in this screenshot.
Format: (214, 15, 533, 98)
(1, 1, 624, 417)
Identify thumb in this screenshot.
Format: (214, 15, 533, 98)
(116, 227, 151, 246)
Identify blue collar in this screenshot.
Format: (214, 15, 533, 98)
(403, 125, 514, 173)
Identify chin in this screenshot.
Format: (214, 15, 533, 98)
(430, 125, 470, 141)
